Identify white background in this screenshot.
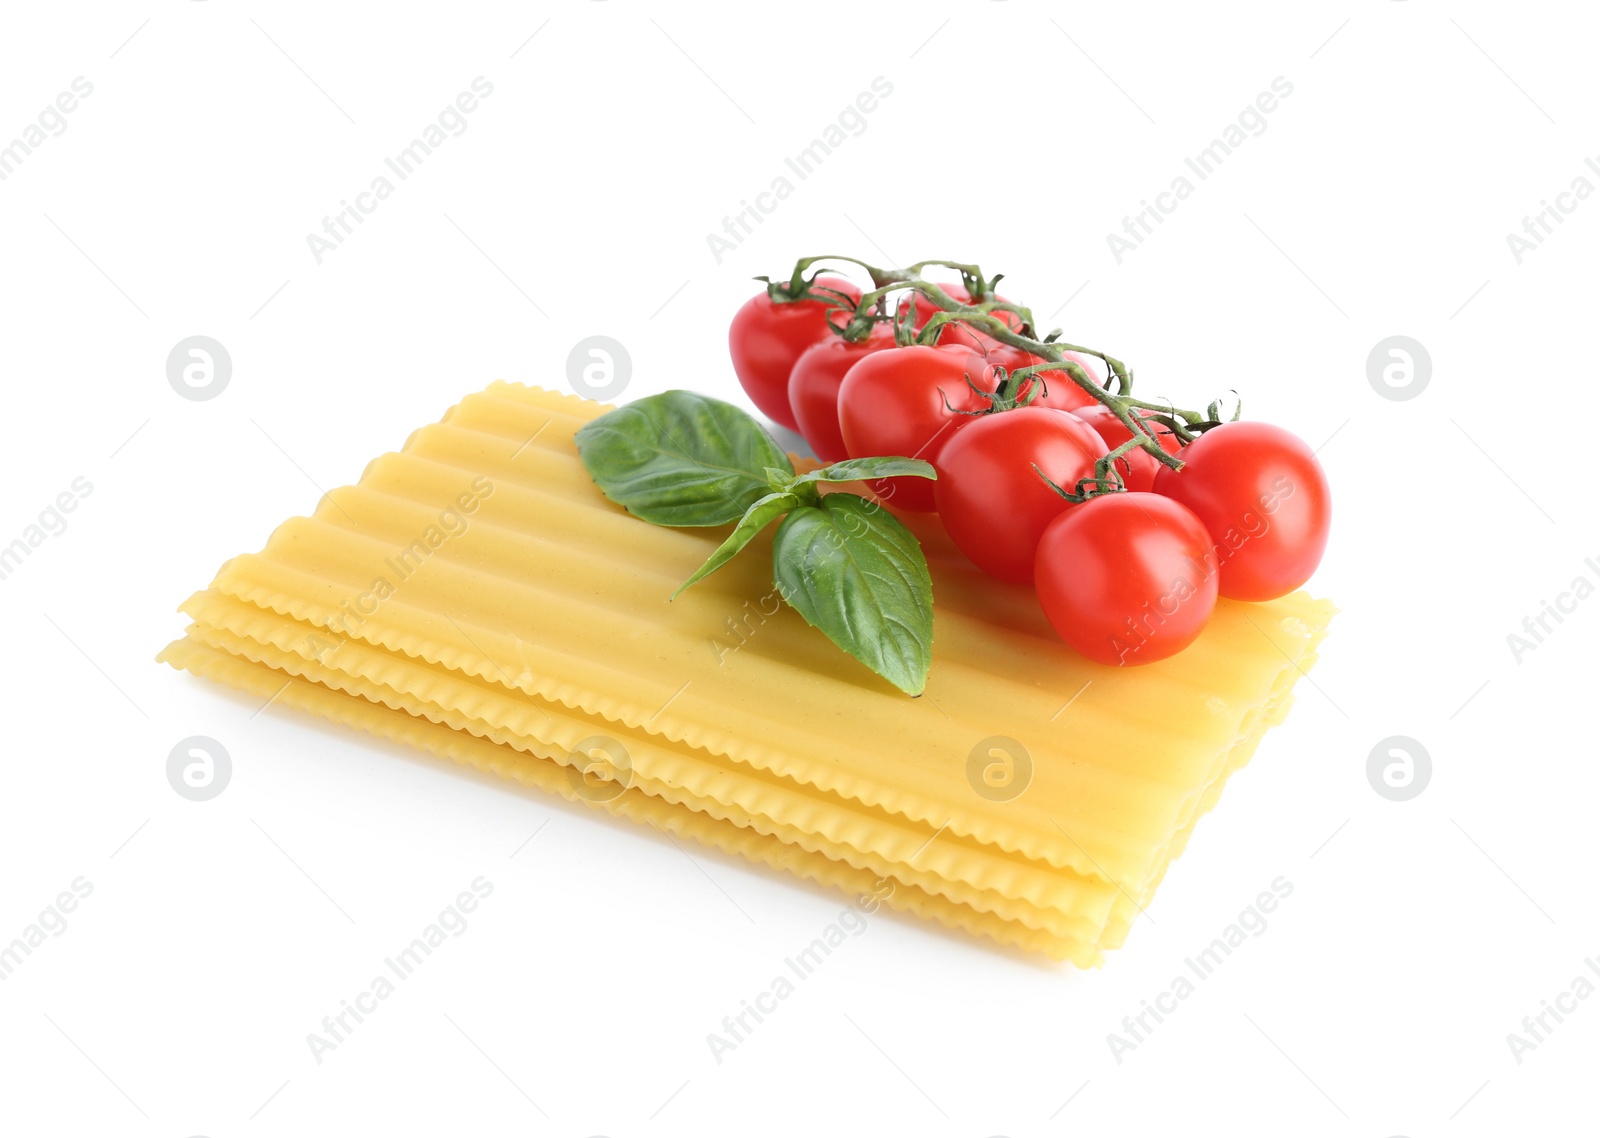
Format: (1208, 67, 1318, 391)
(1, 2, 1595, 1134)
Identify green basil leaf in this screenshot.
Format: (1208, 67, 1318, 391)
(672, 492, 800, 599)
(574, 391, 794, 526)
(771, 493, 934, 695)
(791, 456, 937, 487)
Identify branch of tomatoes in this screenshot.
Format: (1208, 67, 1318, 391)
(761, 255, 1243, 496)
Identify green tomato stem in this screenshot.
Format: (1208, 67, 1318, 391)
(778, 254, 1239, 485)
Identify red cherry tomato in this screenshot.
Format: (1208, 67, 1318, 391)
(897, 284, 1021, 350)
(1152, 421, 1331, 601)
(787, 325, 896, 463)
(934, 406, 1108, 584)
(1034, 493, 1219, 665)
(837, 345, 988, 511)
(1072, 404, 1183, 492)
(728, 277, 861, 430)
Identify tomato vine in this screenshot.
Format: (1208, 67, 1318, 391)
(758, 255, 1242, 499)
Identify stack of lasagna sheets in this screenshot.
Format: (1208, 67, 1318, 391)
(159, 382, 1334, 965)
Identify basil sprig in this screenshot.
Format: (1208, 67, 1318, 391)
(575, 391, 936, 695)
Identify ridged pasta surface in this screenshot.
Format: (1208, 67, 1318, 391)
(160, 382, 1334, 963)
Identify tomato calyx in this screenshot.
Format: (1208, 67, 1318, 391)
(937, 364, 1047, 418)
(1034, 413, 1193, 502)
(754, 269, 884, 344)
(754, 271, 859, 311)
(1033, 461, 1128, 504)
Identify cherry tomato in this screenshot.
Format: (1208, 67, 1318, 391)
(837, 345, 988, 511)
(1152, 421, 1331, 601)
(1072, 404, 1183, 492)
(1034, 493, 1219, 665)
(787, 325, 896, 463)
(728, 277, 861, 430)
(934, 406, 1108, 584)
(897, 284, 1021, 350)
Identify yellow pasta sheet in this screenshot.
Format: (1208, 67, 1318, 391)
(195, 384, 1331, 902)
